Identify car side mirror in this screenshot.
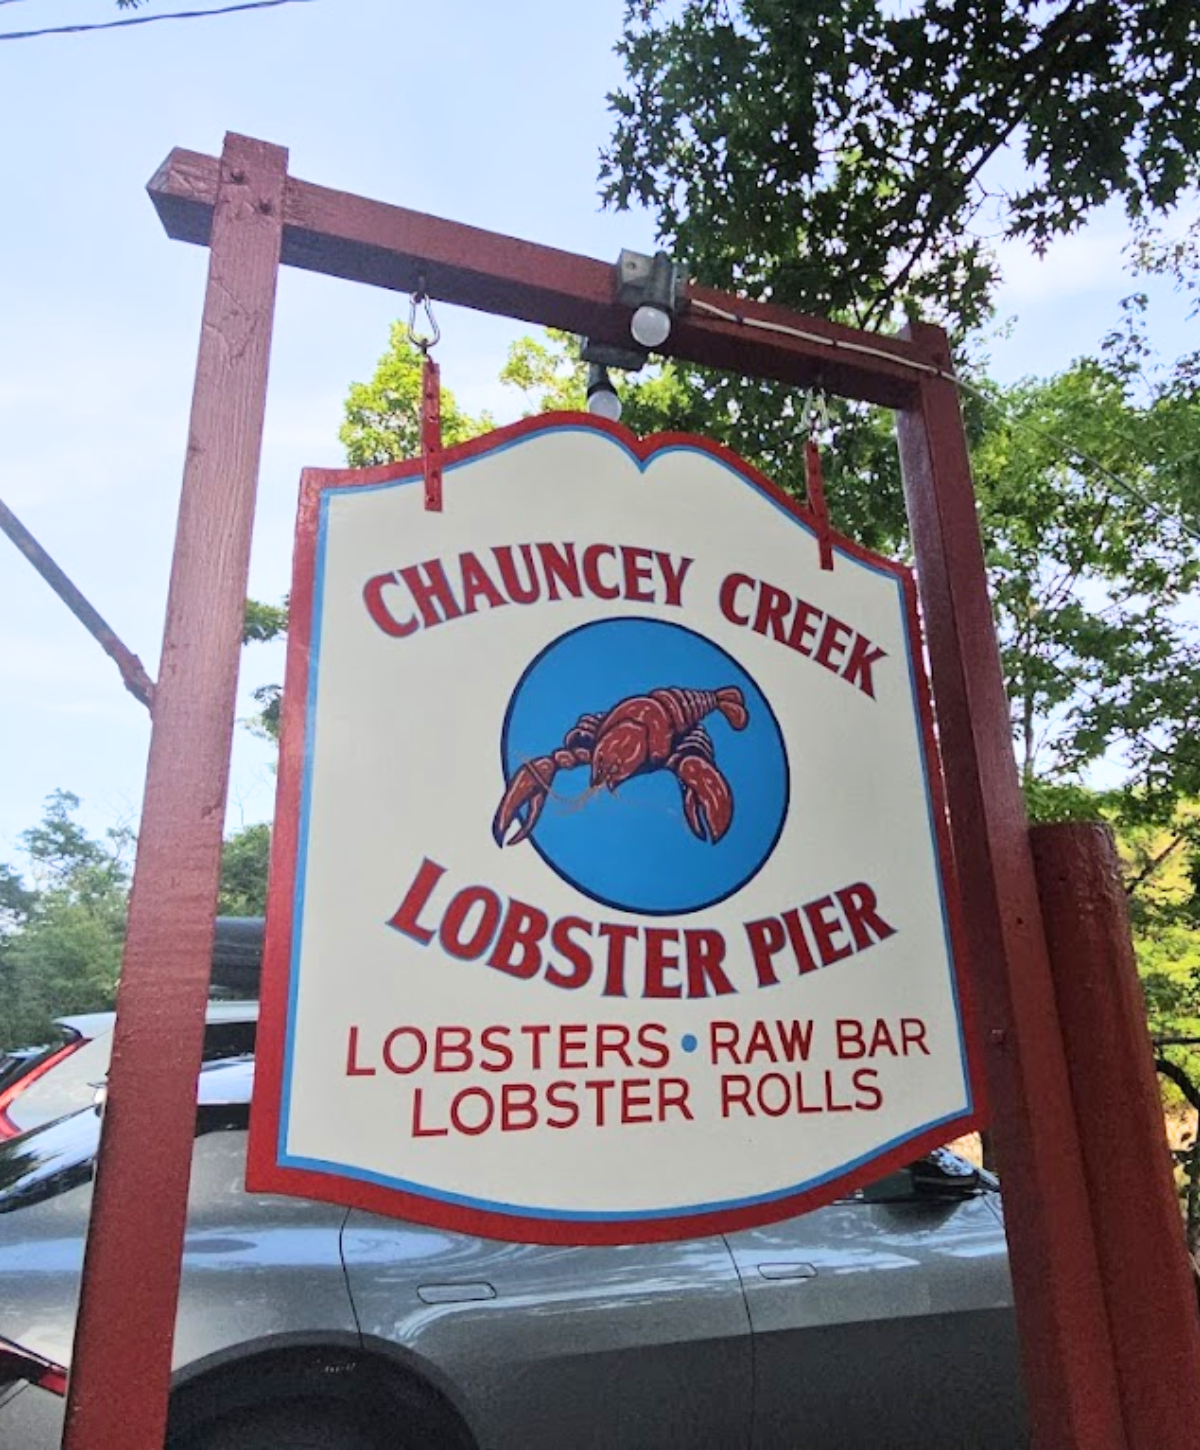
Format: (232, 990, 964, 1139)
(859, 1151, 982, 1204)
(909, 1152, 981, 1199)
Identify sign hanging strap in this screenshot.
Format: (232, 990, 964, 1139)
(421, 353, 443, 512)
(408, 285, 444, 512)
(804, 393, 834, 571)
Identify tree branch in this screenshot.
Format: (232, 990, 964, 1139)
(860, 0, 1102, 328)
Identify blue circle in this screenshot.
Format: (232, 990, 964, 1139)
(497, 618, 789, 915)
(681, 1034, 698, 1054)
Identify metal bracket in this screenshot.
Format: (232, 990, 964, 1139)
(579, 336, 648, 372)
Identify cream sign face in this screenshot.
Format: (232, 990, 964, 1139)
(247, 416, 979, 1244)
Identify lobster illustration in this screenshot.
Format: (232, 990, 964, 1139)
(493, 685, 749, 847)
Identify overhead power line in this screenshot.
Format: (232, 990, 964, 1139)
(953, 374, 1200, 547)
(688, 295, 1200, 546)
(0, 0, 315, 40)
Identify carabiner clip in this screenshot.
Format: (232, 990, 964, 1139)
(407, 285, 441, 354)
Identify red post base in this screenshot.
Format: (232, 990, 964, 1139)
(1033, 821, 1200, 1449)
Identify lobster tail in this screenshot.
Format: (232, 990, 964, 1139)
(715, 686, 749, 731)
(649, 686, 749, 733)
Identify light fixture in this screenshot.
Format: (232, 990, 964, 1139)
(586, 362, 622, 421)
(616, 248, 684, 351)
(631, 304, 672, 349)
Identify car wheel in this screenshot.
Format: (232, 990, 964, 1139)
(186, 1399, 380, 1449)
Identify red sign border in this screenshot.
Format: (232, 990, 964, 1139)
(247, 411, 984, 1244)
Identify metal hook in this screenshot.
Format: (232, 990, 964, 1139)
(804, 387, 830, 439)
(407, 281, 441, 354)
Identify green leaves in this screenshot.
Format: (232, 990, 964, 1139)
(970, 358, 1200, 820)
(604, 1, 1200, 337)
(217, 823, 272, 917)
(0, 800, 274, 1049)
(0, 793, 131, 1049)
(340, 324, 489, 469)
(242, 598, 287, 644)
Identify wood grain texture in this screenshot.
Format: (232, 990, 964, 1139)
(63, 133, 287, 1450)
(1033, 822, 1200, 1449)
(897, 321, 1127, 1450)
(148, 144, 924, 409)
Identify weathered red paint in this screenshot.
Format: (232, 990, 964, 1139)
(1032, 822, 1200, 1447)
(146, 147, 925, 410)
(896, 327, 1126, 1448)
(62, 135, 287, 1450)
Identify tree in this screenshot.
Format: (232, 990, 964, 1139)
(970, 356, 1200, 816)
(0, 792, 131, 1049)
(604, 1, 1200, 339)
(0, 795, 277, 1049)
(599, 0, 1200, 853)
(217, 823, 272, 917)
(0, 865, 34, 938)
(242, 597, 289, 743)
(502, 330, 914, 552)
(341, 326, 490, 468)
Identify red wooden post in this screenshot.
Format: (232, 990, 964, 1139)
(896, 322, 1127, 1449)
(1032, 822, 1200, 1448)
(61, 133, 287, 1450)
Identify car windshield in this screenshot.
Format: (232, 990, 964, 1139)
(0, 1109, 99, 1214)
(3, 1010, 257, 1139)
(0, 1045, 59, 1096)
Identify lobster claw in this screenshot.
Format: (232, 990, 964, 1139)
(672, 755, 734, 843)
(493, 760, 553, 847)
(493, 747, 587, 847)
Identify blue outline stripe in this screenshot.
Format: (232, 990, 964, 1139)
(278, 1106, 970, 1222)
(277, 489, 334, 1161)
(279, 422, 973, 1189)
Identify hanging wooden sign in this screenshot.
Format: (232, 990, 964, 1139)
(247, 414, 980, 1244)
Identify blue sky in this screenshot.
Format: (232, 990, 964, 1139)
(0, 0, 1193, 860)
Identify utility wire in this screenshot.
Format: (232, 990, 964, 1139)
(953, 373, 1200, 547)
(0, 0, 314, 40)
(688, 294, 1200, 546)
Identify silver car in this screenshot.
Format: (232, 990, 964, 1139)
(0, 1002, 259, 1141)
(0, 1057, 1024, 1448)
(0, 918, 263, 1142)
